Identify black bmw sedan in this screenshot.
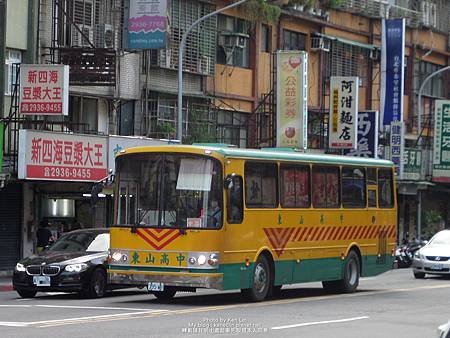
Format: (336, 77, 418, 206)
(13, 228, 111, 298)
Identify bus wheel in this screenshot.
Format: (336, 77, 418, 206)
(153, 287, 177, 301)
(322, 250, 360, 293)
(242, 255, 271, 302)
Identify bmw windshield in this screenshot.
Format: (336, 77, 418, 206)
(114, 153, 223, 229)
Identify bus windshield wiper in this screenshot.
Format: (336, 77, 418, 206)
(131, 209, 150, 233)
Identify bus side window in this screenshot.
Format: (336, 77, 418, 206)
(378, 169, 394, 208)
(227, 176, 243, 224)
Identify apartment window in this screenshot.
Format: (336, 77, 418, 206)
(245, 162, 278, 208)
(283, 30, 306, 51)
(414, 61, 444, 98)
(217, 110, 247, 148)
(4, 49, 22, 96)
(217, 15, 250, 68)
(261, 24, 270, 52)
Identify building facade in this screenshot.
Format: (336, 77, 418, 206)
(1, 0, 449, 270)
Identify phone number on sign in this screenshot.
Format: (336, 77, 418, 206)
(44, 167, 92, 179)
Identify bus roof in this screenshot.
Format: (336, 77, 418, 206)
(118, 144, 393, 167)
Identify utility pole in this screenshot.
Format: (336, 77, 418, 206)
(416, 65, 450, 241)
(0, 0, 7, 118)
(177, 0, 250, 143)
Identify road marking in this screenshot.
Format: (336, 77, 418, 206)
(272, 316, 369, 330)
(35, 305, 160, 311)
(1, 282, 449, 328)
(0, 322, 30, 327)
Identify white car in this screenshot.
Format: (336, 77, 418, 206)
(438, 320, 450, 338)
(412, 230, 450, 279)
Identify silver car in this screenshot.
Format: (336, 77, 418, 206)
(412, 230, 450, 279)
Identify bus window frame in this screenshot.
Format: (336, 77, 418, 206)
(341, 166, 367, 209)
(311, 165, 340, 209)
(244, 161, 279, 209)
(279, 163, 311, 208)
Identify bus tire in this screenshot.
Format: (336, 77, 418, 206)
(322, 250, 360, 293)
(242, 255, 271, 302)
(153, 287, 177, 301)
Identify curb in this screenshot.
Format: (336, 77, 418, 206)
(0, 285, 13, 292)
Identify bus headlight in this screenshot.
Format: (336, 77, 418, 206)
(197, 255, 207, 265)
(208, 253, 219, 266)
(187, 252, 219, 268)
(110, 251, 128, 262)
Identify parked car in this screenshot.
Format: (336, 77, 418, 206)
(438, 320, 450, 338)
(412, 229, 450, 279)
(13, 228, 112, 298)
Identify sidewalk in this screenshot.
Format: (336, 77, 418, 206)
(0, 274, 13, 292)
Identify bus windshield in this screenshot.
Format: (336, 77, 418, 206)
(114, 153, 223, 229)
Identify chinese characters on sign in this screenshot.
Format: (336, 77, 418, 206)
(329, 77, 358, 149)
(18, 130, 108, 182)
(130, 251, 187, 267)
(403, 148, 422, 180)
(276, 51, 308, 149)
(432, 101, 450, 182)
(344, 111, 378, 158)
(19, 64, 69, 115)
(128, 0, 168, 49)
(381, 18, 405, 126)
(390, 121, 404, 178)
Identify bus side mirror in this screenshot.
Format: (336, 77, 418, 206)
(90, 182, 104, 207)
(224, 174, 235, 190)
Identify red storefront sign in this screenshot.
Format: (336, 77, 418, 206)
(19, 130, 108, 182)
(19, 64, 69, 115)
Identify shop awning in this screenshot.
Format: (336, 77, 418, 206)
(314, 33, 379, 51)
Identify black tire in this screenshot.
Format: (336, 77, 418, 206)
(271, 285, 282, 298)
(413, 271, 426, 279)
(152, 286, 177, 301)
(81, 268, 107, 298)
(241, 255, 271, 302)
(16, 289, 37, 298)
(322, 250, 360, 293)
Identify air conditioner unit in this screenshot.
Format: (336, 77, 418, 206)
(198, 56, 211, 75)
(95, 24, 115, 48)
(369, 49, 381, 62)
(310, 36, 330, 52)
(72, 25, 93, 47)
(218, 32, 249, 49)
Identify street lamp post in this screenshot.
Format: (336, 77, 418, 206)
(416, 65, 450, 241)
(177, 0, 250, 143)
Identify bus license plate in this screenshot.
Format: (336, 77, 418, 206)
(33, 276, 51, 286)
(148, 282, 164, 292)
(430, 264, 443, 270)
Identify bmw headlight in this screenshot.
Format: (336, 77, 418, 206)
(65, 263, 88, 272)
(15, 263, 26, 272)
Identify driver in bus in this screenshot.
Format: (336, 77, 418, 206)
(207, 198, 222, 228)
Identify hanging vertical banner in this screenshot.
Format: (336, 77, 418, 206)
(403, 148, 422, 180)
(276, 51, 308, 149)
(432, 100, 450, 182)
(380, 18, 405, 126)
(344, 111, 378, 158)
(19, 64, 69, 115)
(390, 121, 404, 178)
(328, 76, 358, 149)
(128, 0, 168, 49)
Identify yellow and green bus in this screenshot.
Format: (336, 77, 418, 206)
(108, 144, 397, 301)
